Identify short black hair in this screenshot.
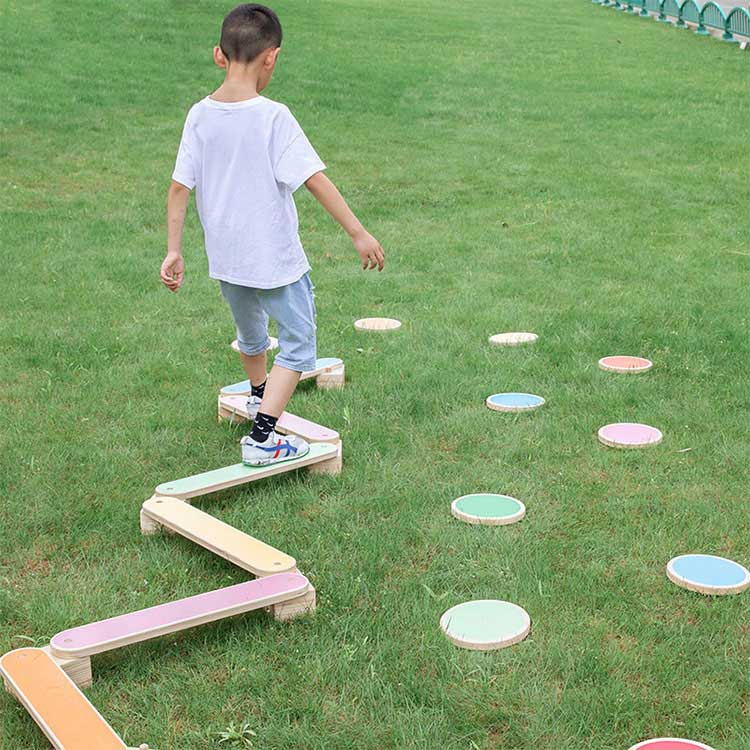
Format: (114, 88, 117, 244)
(220, 4, 282, 63)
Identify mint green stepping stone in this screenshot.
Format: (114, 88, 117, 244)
(155, 442, 338, 500)
(440, 600, 530, 651)
(451, 494, 525, 526)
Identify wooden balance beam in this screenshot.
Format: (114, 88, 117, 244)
(140, 496, 296, 574)
(48, 573, 313, 685)
(217, 399, 341, 443)
(221, 356, 345, 394)
(151, 441, 341, 503)
(0, 647, 128, 750)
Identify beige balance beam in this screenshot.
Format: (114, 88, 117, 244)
(140, 496, 296, 576)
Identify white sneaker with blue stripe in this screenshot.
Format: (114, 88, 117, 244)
(240, 430, 310, 466)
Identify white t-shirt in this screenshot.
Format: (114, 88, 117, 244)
(172, 96, 326, 289)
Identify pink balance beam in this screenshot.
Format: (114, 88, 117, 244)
(219, 396, 340, 443)
(50, 572, 310, 659)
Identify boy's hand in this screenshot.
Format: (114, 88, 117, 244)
(160, 252, 184, 292)
(352, 230, 385, 271)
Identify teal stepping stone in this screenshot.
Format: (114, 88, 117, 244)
(440, 600, 530, 651)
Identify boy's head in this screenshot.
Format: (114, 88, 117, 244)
(215, 4, 282, 88)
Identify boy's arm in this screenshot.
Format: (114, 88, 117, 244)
(160, 180, 191, 292)
(304, 172, 385, 271)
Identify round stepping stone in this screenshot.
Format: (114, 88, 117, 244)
(666, 554, 750, 596)
(451, 493, 525, 526)
(628, 740, 715, 750)
(231, 336, 278, 353)
(488, 332, 538, 346)
(599, 355, 653, 373)
(486, 393, 544, 412)
(354, 317, 401, 331)
(440, 600, 530, 651)
(597, 422, 662, 449)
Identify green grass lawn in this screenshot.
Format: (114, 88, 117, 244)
(2, 0, 750, 748)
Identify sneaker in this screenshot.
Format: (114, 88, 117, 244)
(240, 430, 310, 466)
(246, 395, 262, 421)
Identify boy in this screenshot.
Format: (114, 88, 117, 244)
(161, 4, 385, 466)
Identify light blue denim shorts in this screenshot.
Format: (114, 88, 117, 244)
(220, 272, 317, 373)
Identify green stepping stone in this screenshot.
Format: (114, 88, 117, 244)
(451, 493, 525, 525)
(440, 600, 530, 651)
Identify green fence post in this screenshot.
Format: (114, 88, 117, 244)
(676, 0, 686, 26)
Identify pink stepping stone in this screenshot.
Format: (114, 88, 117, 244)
(598, 422, 663, 449)
(50, 572, 309, 658)
(628, 740, 714, 750)
(598, 355, 653, 373)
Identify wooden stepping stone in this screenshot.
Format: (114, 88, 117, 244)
(628, 740, 714, 750)
(486, 393, 545, 412)
(598, 355, 653, 373)
(488, 332, 538, 346)
(220, 358, 345, 396)
(153, 442, 340, 500)
(50, 573, 311, 659)
(140, 496, 296, 576)
(354, 317, 401, 331)
(598, 422, 662, 449)
(231, 336, 278, 353)
(217, 399, 340, 445)
(666, 554, 750, 595)
(440, 600, 530, 651)
(451, 493, 525, 526)
(0, 647, 126, 750)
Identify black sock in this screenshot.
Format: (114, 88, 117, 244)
(250, 411, 278, 443)
(251, 379, 266, 399)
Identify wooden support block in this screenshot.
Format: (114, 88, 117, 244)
(306, 441, 343, 476)
(270, 584, 317, 622)
(300, 357, 345, 384)
(217, 393, 247, 425)
(153, 442, 340, 500)
(316, 364, 345, 390)
(140, 507, 162, 535)
(41, 646, 92, 689)
(0, 647, 126, 750)
(141, 496, 296, 576)
(49, 573, 311, 660)
(3, 675, 18, 698)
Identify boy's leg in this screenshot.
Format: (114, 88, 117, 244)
(256, 272, 317, 418)
(257, 364, 301, 417)
(219, 281, 270, 406)
(240, 350, 268, 396)
(241, 274, 317, 464)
